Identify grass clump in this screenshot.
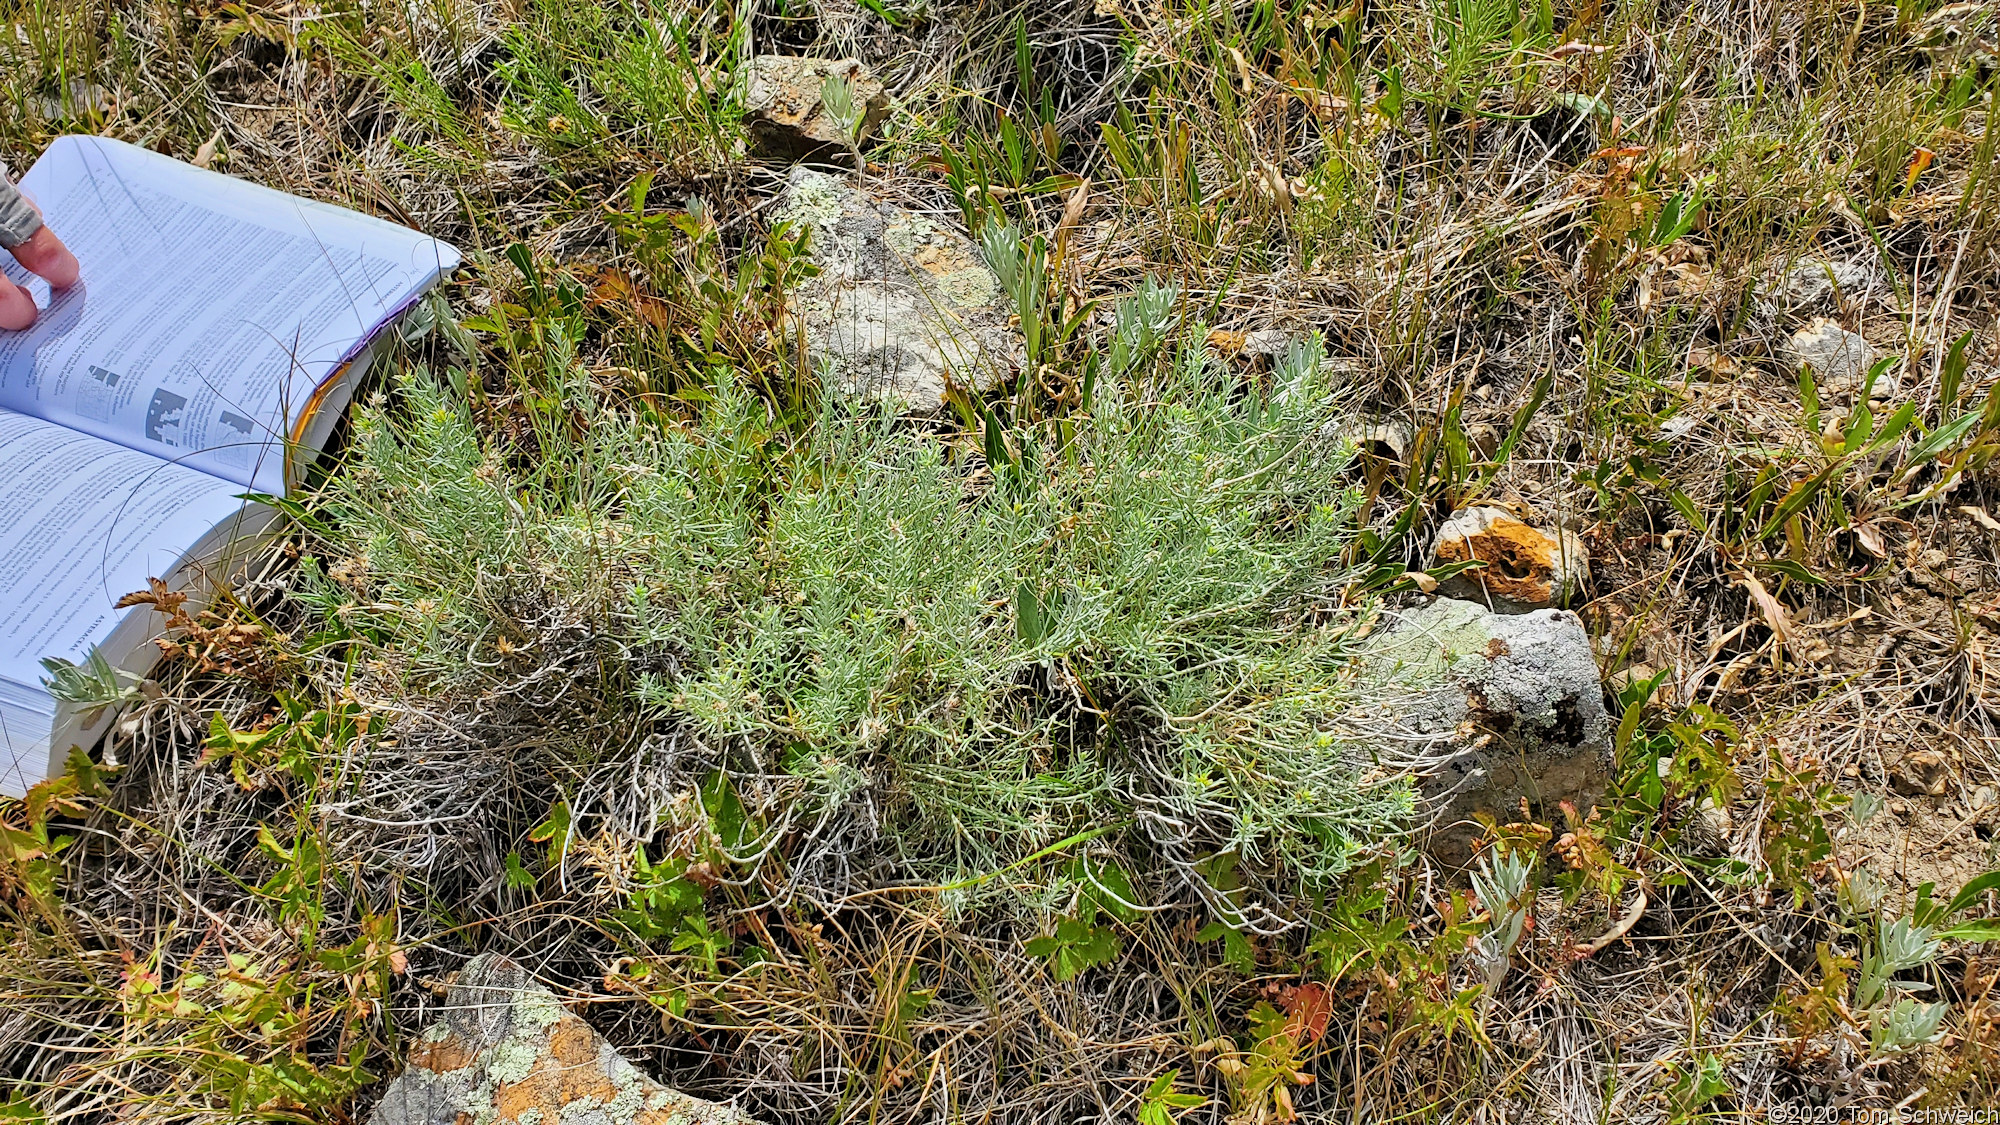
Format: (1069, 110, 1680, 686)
(495, 0, 744, 175)
(304, 321, 1405, 906)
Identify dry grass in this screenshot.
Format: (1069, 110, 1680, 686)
(4, 0, 2000, 1121)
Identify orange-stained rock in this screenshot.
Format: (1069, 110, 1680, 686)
(367, 954, 756, 1125)
(1433, 506, 1587, 611)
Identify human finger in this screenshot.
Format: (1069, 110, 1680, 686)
(9, 225, 77, 288)
(0, 278, 37, 330)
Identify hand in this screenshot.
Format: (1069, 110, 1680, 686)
(0, 183, 79, 331)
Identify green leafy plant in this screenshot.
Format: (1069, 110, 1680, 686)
(1856, 916, 1947, 1058)
(610, 846, 707, 944)
(1137, 1070, 1205, 1125)
(0, 750, 104, 917)
(528, 800, 574, 869)
(1668, 1051, 1731, 1119)
(1107, 276, 1181, 383)
(1799, 870, 2000, 1062)
(1024, 915, 1121, 981)
(818, 70, 864, 169)
(1762, 756, 1846, 902)
(600, 177, 819, 405)
(1028, 856, 1142, 980)
(254, 818, 326, 944)
(38, 650, 140, 710)
(116, 947, 377, 1112)
(1913, 870, 2000, 940)
(203, 696, 361, 792)
(1210, 1001, 1317, 1122)
(1469, 848, 1534, 1019)
(979, 219, 1080, 370)
(670, 913, 727, 977)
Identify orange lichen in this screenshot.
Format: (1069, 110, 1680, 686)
(1435, 514, 1564, 605)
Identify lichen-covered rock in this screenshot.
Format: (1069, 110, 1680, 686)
(1782, 317, 1890, 399)
(367, 955, 755, 1125)
(1432, 506, 1587, 611)
(743, 56, 889, 162)
(1358, 598, 1610, 867)
(774, 168, 1022, 410)
(1759, 257, 1879, 319)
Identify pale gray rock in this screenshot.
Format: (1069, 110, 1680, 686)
(1782, 318, 1892, 400)
(1328, 415, 1415, 462)
(774, 168, 1022, 410)
(1242, 328, 1295, 357)
(367, 954, 755, 1125)
(1358, 598, 1610, 866)
(1761, 257, 1879, 319)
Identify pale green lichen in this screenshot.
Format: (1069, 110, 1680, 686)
(422, 1020, 454, 1043)
(791, 292, 832, 324)
(774, 171, 845, 238)
(517, 1110, 545, 1125)
(884, 215, 998, 308)
(1359, 597, 1494, 690)
(486, 1038, 541, 1085)
(605, 1061, 650, 1122)
(513, 988, 566, 1030)
(557, 1096, 612, 1125)
(469, 1085, 499, 1125)
(933, 265, 997, 308)
(882, 215, 936, 257)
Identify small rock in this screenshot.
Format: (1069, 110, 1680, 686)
(1242, 328, 1295, 357)
(1464, 422, 1502, 459)
(1357, 598, 1612, 867)
(743, 56, 890, 163)
(1607, 663, 1660, 697)
(1761, 257, 1878, 318)
(1205, 328, 1249, 354)
(1681, 799, 1733, 854)
(1891, 750, 1951, 798)
(1329, 415, 1415, 462)
(1208, 328, 1310, 366)
(1975, 786, 1994, 810)
(35, 79, 112, 123)
(1698, 799, 1732, 839)
(1782, 318, 1892, 399)
(368, 954, 756, 1125)
(774, 168, 1023, 409)
(1890, 799, 1910, 818)
(1432, 506, 1588, 611)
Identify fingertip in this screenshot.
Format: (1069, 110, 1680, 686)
(0, 281, 38, 330)
(15, 227, 78, 288)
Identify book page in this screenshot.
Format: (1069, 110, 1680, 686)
(1, 676, 58, 797)
(0, 409, 249, 695)
(0, 136, 459, 494)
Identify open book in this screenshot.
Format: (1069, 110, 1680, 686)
(0, 136, 460, 797)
